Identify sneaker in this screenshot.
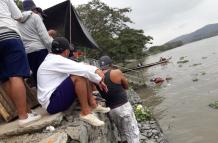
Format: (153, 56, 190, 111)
(80, 113, 105, 126)
(93, 104, 110, 113)
(18, 113, 41, 127)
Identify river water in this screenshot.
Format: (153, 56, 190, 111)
(144, 36, 218, 143)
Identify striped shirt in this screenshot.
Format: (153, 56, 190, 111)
(0, 29, 20, 42)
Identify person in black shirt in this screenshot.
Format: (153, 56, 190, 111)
(98, 56, 140, 143)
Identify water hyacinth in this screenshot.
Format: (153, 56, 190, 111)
(134, 104, 152, 122)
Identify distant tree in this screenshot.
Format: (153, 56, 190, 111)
(113, 28, 153, 62)
(76, 0, 152, 62)
(148, 41, 183, 54)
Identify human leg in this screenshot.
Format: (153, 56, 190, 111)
(70, 76, 92, 115)
(2, 77, 27, 118)
(0, 38, 41, 126)
(121, 102, 140, 143)
(70, 76, 105, 126)
(109, 102, 140, 143)
(85, 80, 110, 113)
(27, 49, 48, 84)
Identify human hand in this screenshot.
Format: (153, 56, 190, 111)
(98, 81, 108, 93)
(95, 69, 105, 79)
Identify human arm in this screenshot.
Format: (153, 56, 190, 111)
(95, 69, 108, 92)
(7, 0, 22, 21)
(46, 56, 102, 84)
(34, 14, 53, 50)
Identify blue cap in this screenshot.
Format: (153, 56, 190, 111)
(99, 56, 113, 69)
(23, 0, 36, 11)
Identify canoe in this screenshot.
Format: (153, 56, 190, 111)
(123, 57, 171, 73)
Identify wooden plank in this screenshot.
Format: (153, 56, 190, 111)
(0, 87, 17, 121)
(0, 102, 11, 122)
(0, 81, 39, 122)
(24, 81, 39, 108)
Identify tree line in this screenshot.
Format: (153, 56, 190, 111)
(15, 0, 152, 63)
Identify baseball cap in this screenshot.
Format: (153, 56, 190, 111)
(51, 37, 74, 54)
(23, 0, 47, 18)
(99, 56, 113, 69)
(22, 0, 36, 11)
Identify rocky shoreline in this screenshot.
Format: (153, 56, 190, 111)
(0, 89, 168, 143)
(127, 89, 168, 143)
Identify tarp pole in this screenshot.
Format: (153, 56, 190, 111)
(69, 0, 72, 44)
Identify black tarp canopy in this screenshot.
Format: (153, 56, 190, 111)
(43, 0, 99, 49)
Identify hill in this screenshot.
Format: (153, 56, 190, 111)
(168, 23, 218, 44)
(148, 23, 218, 54)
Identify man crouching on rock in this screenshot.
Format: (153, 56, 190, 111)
(37, 37, 110, 126)
(97, 56, 140, 143)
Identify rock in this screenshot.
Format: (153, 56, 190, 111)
(140, 134, 148, 140)
(150, 124, 157, 129)
(149, 121, 156, 124)
(0, 108, 63, 139)
(152, 129, 159, 135)
(147, 132, 153, 138)
(146, 140, 156, 143)
(142, 124, 151, 130)
(38, 132, 68, 143)
(66, 126, 88, 143)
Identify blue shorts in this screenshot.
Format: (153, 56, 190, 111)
(0, 38, 30, 82)
(27, 49, 48, 83)
(47, 77, 76, 114)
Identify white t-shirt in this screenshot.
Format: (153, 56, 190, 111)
(0, 0, 22, 34)
(37, 54, 102, 109)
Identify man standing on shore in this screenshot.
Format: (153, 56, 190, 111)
(97, 55, 140, 143)
(0, 0, 41, 127)
(17, 0, 53, 84)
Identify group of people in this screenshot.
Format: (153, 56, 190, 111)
(0, 0, 140, 142)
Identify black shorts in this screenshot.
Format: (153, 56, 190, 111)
(0, 38, 30, 82)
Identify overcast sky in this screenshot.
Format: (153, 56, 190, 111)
(33, 0, 218, 45)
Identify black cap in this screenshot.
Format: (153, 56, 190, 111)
(51, 37, 73, 54)
(99, 56, 113, 69)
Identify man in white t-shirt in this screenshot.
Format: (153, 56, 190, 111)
(37, 37, 110, 126)
(0, 0, 41, 127)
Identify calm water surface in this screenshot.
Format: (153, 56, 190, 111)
(144, 36, 218, 143)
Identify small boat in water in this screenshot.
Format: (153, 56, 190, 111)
(123, 57, 172, 73)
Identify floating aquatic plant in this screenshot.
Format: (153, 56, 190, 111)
(209, 101, 218, 109)
(134, 104, 152, 122)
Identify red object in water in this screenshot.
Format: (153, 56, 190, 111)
(150, 77, 164, 84)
